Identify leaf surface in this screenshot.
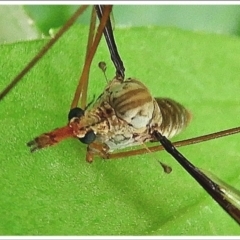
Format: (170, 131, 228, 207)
(1, 25, 240, 235)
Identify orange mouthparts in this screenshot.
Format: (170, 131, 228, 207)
(27, 125, 76, 152)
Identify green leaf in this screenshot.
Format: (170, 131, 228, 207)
(1, 25, 240, 235)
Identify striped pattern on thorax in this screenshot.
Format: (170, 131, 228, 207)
(88, 77, 191, 151)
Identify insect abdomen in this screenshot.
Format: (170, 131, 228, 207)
(155, 98, 191, 138)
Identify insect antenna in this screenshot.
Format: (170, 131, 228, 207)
(153, 130, 240, 225)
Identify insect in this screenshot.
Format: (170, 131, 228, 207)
(1, 4, 240, 235)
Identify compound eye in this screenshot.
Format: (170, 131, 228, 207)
(68, 107, 96, 144)
(68, 107, 84, 121)
(79, 130, 96, 144)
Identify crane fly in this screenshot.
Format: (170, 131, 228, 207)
(1, 5, 240, 229)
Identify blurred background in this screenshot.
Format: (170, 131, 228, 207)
(1, 5, 240, 43)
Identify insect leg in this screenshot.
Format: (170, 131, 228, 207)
(107, 126, 240, 159)
(70, 5, 113, 110)
(70, 6, 96, 110)
(95, 5, 125, 80)
(0, 5, 89, 101)
(153, 130, 240, 226)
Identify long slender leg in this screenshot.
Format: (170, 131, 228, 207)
(107, 126, 240, 159)
(70, 5, 113, 110)
(70, 6, 96, 109)
(85, 7, 97, 63)
(0, 5, 88, 101)
(154, 130, 240, 225)
(95, 5, 125, 79)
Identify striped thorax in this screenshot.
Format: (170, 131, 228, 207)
(76, 77, 191, 157)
